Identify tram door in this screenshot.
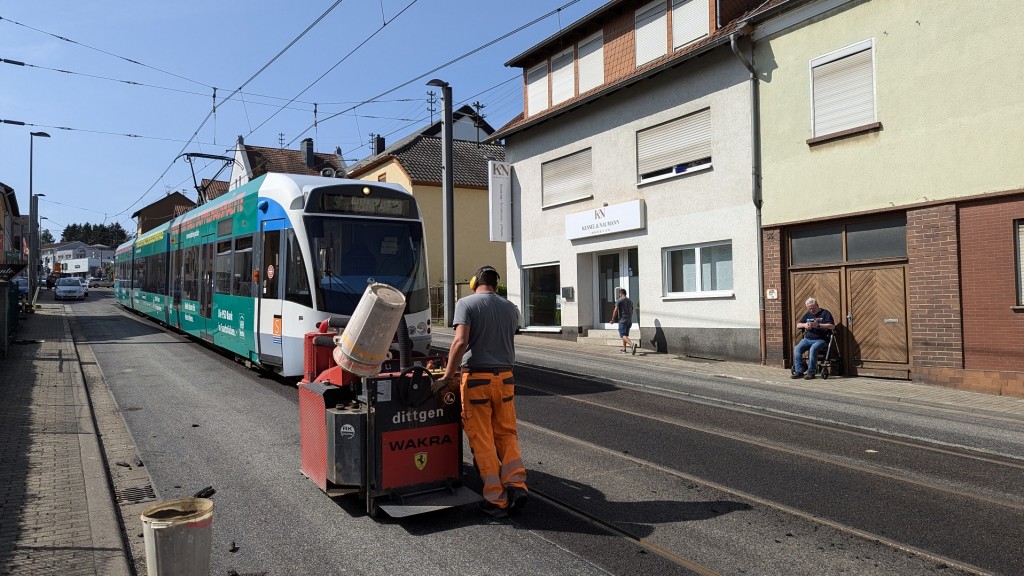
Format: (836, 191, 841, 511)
(199, 234, 215, 342)
(256, 222, 284, 366)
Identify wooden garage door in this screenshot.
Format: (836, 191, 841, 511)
(847, 266, 909, 376)
(789, 270, 841, 348)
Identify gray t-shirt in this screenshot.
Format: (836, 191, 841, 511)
(615, 296, 634, 323)
(452, 292, 519, 368)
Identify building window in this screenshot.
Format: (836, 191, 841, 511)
(524, 264, 560, 326)
(527, 62, 549, 116)
(811, 39, 875, 137)
(1016, 220, 1024, 305)
(790, 217, 906, 267)
(637, 108, 711, 183)
(665, 242, 733, 296)
(672, 0, 708, 49)
(578, 31, 604, 93)
(377, 173, 386, 182)
(635, 0, 668, 67)
(550, 47, 575, 105)
(542, 148, 593, 208)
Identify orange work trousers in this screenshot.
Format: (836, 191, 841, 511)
(460, 370, 527, 508)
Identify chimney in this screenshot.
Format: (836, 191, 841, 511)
(374, 135, 385, 156)
(301, 138, 315, 168)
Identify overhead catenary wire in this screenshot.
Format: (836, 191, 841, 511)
(111, 0, 348, 218)
(285, 0, 584, 149)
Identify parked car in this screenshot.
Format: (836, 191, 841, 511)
(89, 276, 114, 288)
(55, 277, 86, 301)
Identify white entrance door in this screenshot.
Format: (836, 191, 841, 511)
(595, 248, 639, 328)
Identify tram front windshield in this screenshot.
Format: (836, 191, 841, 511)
(305, 216, 429, 316)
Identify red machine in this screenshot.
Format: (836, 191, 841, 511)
(298, 320, 478, 518)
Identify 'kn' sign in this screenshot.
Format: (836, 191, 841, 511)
(565, 200, 645, 240)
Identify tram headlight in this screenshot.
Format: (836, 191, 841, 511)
(416, 321, 427, 335)
(408, 323, 417, 337)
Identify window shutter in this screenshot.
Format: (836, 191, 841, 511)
(551, 48, 575, 105)
(672, 0, 708, 49)
(542, 149, 593, 207)
(812, 48, 874, 136)
(635, 0, 667, 67)
(637, 108, 711, 176)
(578, 32, 604, 94)
(527, 63, 548, 116)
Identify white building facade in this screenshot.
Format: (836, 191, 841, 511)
(494, 0, 772, 361)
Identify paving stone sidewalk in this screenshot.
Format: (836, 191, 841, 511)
(0, 304, 130, 576)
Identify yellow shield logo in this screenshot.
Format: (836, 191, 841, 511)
(415, 452, 428, 471)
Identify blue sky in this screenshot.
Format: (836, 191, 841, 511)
(1, 0, 606, 240)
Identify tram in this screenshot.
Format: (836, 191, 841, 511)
(114, 172, 432, 377)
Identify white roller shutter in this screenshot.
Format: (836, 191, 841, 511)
(542, 149, 593, 207)
(578, 32, 604, 94)
(551, 48, 575, 105)
(635, 0, 667, 67)
(812, 46, 875, 136)
(672, 0, 708, 49)
(527, 63, 548, 116)
(637, 108, 711, 177)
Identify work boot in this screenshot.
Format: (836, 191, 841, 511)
(478, 500, 508, 519)
(507, 487, 528, 514)
(790, 372, 804, 379)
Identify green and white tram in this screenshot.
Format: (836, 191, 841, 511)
(114, 172, 432, 377)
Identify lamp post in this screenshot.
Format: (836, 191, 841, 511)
(28, 131, 50, 301)
(427, 79, 455, 327)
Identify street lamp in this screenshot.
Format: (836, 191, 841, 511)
(427, 78, 455, 327)
(29, 131, 50, 301)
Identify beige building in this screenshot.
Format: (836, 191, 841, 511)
(754, 0, 1024, 394)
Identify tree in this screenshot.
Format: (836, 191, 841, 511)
(40, 229, 55, 244)
(60, 222, 129, 247)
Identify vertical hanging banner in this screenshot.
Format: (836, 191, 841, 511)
(488, 160, 512, 242)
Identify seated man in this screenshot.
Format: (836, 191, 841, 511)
(792, 297, 835, 380)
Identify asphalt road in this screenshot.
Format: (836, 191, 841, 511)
(68, 291, 1024, 575)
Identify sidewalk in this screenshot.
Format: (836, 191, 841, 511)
(0, 304, 130, 576)
(437, 326, 1024, 419)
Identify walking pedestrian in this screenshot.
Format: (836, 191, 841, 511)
(438, 265, 528, 518)
(610, 288, 637, 355)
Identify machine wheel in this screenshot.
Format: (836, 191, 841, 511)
(821, 368, 830, 379)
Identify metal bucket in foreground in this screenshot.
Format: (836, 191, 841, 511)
(334, 282, 407, 376)
(140, 498, 214, 576)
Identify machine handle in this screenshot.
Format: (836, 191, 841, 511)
(397, 365, 434, 408)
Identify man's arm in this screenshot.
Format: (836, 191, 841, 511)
(610, 303, 618, 323)
(817, 311, 836, 330)
(442, 323, 470, 382)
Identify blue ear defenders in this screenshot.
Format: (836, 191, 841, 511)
(469, 266, 498, 291)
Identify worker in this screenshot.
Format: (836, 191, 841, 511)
(438, 265, 528, 518)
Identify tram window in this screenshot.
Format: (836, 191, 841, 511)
(217, 219, 233, 237)
(233, 235, 253, 297)
(171, 248, 182, 305)
(182, 246, 198, 301)
(262, 230, 280, 299)
(215, 240, 232, 294)
(285, 229, 312, 307)
(150, 252, 167, 295)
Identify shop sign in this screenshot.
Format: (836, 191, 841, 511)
(565, 200, 645, 240)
